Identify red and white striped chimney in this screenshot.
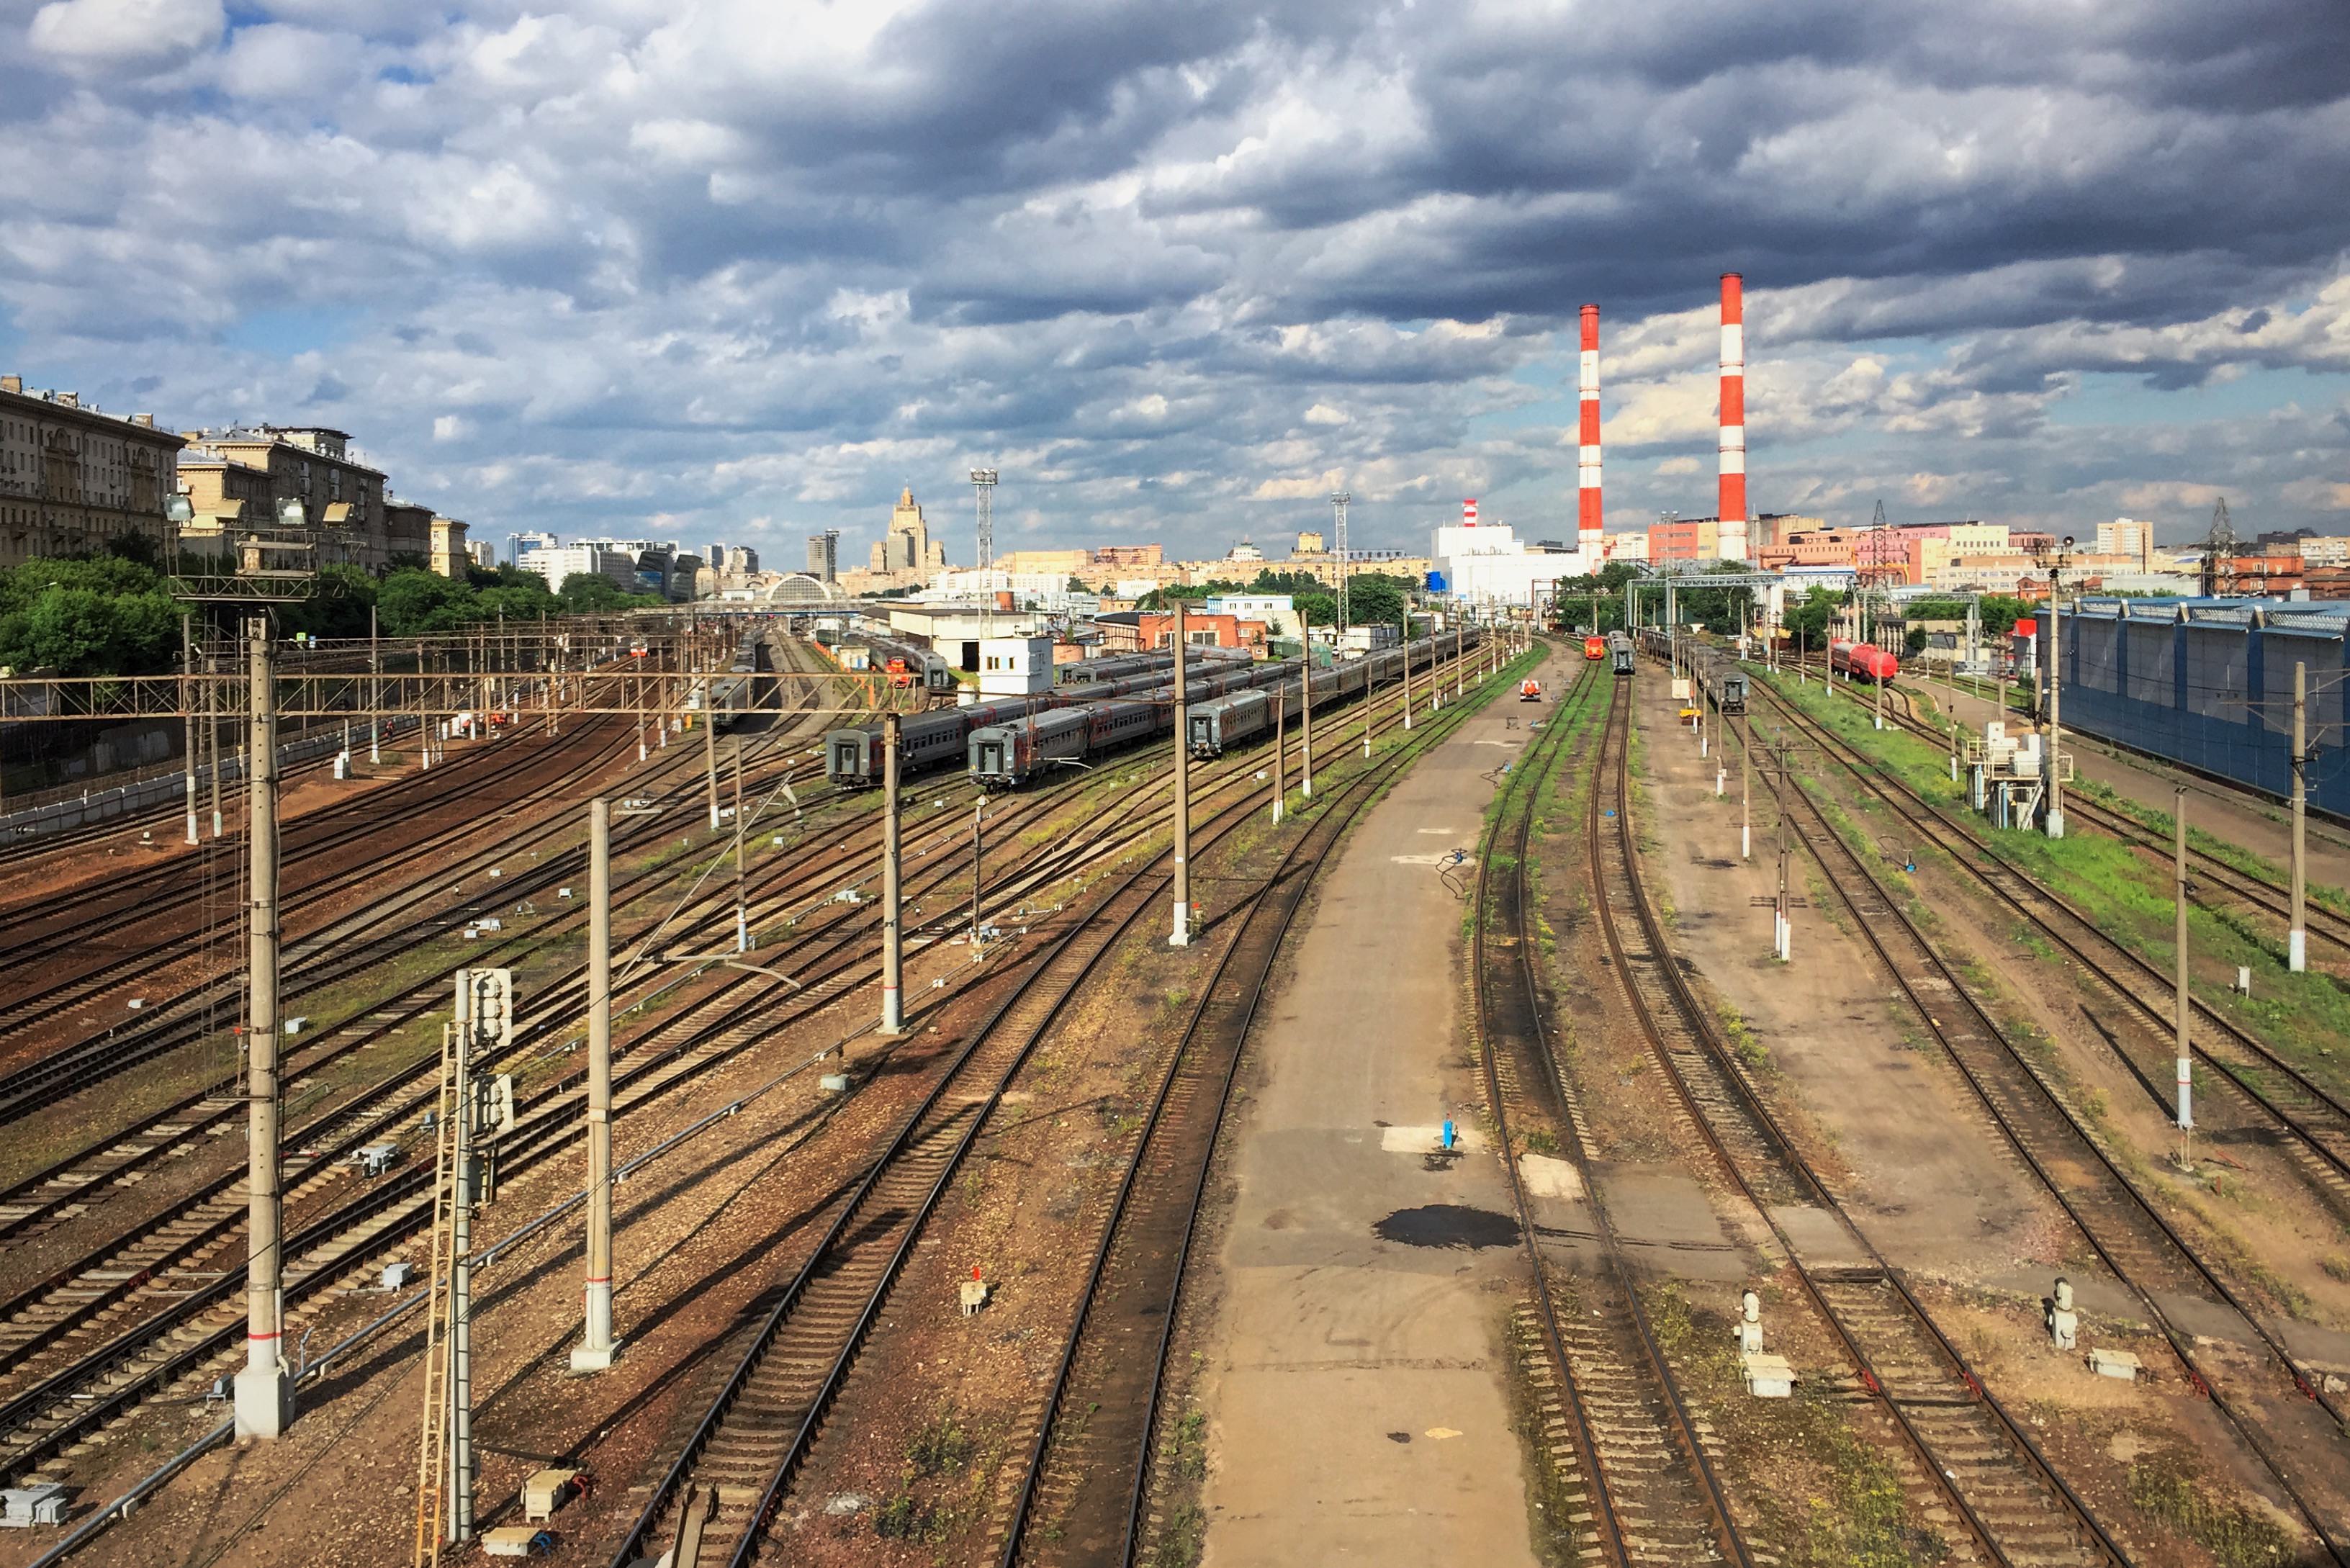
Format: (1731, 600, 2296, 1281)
(1577, 304, 1602, 560)
(1717, 272, 1748, 563)
(1462, 498, 1478, 528)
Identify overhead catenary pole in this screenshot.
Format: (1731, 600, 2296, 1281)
(234, 616, 294, 1440)
(703, 677, 721, 832)
(733, 739, 749, 952)
(572, 803, 618, 1373)
(1171, 601, 1192, 947)
(181, 615, 200, 845)
(881, 713, 904, 1031)
(1401, 608, 1414, 730)
(1298, 646, 1314, 799)
(2292, 661, 2308, 973)
(970, 794, 984, 947)
(2044, 558, 2066, 838)
(1740, 715, 1752, 860)
(2174, 785, 2194, 1143)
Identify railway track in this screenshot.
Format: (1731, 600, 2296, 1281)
(1475, 661, 1747, 1568)
(989, 642, 1539, 1568)
(1750, 664, 2350, 1231)
(1592, 676, 2127, 1567)
(0, 650, 1491, 1505)
(605, 642, 1529, 1568)
(1737, 671, 2350, 1559)
(0, 729, 835, 1245)
(1853, 667, 2350, 970)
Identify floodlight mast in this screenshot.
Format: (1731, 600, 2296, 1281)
(1329, 492, 1351, 634)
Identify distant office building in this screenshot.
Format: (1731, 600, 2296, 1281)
(465, 539, 496, 569)
(1227, 539, 1265, 563)
(1293, 530, 1325, 557)
(510, 529, 559, 567)
(806, 530, 839, 582)
(521, 544, 636, 592)
(722, 544, 760, 577)
(2096, 518, 2153, 569)
(1092, 543, 1163, 568)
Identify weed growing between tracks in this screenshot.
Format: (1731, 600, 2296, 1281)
(1644, 1279, 1947, 1568)
(2126, 1448, 2291, 1568)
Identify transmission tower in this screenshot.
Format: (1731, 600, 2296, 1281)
(2200, 496, 2236, 598)
(1329, 492, 1351, 634)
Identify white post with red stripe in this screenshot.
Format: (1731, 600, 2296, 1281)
(1578, 304, 1603, 560)
(1463, 498, 1479, 528)
(1718, 273, 1749, 564)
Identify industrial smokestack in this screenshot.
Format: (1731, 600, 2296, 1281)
(1463, 498, 1478, 528)
(1717, 273, 1748, 563)
(1578, 304, 1602, 561)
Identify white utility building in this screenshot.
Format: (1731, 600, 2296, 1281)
(1429, 522, 1595, 608)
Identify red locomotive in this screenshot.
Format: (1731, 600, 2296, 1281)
(1829, 639, 1900, 685)
(1583, 635, 1608, 660)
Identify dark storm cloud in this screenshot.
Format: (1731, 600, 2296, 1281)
(4, 0, 2348, 554)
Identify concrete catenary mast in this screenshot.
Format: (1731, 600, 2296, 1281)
(1717, 272, 1749, 564)
(1577, 305, 1603, 559)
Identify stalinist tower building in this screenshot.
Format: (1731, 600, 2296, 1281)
(868, 486, 948, 572)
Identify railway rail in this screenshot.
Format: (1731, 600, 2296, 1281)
(1475, 661, 1747, 1567)
(1766, 668, 2350, 1236)
(989, 641, 1539, 1568)
(1733, 667, 2350, 1559)
(1847, 664, 2350, 970)
(1593, 675, 2128, 1567)
(0, 642, 1500, 1508)
(604, 641, 1528, 1568)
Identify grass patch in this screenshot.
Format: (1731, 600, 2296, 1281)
(2128, 1450, 2292, 1567)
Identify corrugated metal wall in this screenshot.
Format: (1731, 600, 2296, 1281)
(2056, 603, 2349, 817)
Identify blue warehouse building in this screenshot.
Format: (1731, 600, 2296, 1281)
(2058, 596, 2350, 819)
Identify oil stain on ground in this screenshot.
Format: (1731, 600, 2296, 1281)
(1373, 1204, 1521, 1251)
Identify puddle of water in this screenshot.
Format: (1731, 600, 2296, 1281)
(1372, 1204, 1521, 1251)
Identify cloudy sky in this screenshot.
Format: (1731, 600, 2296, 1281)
(5, 0, 2348, 566)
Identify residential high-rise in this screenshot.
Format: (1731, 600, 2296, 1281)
(806, 530, 840, 582)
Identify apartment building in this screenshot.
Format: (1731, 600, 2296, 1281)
(0, 375, 184, 567)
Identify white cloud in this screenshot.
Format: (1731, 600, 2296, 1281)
(28, 0, 222, 71)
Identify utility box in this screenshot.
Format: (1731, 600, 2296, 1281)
(978, 637, 1055, 699)
(2087, 1348, 2144, 1382)
(380, 1261, 415, 1291)
(1740, 1351, 1794, 1398)
(480, 1525, 556, 1557)
(359, 1143, 400, 1177)
(523, 1468, 583, 1523)
(0, 1483, 69, 1527)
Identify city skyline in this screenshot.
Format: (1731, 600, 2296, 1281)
(4, 1, 2346, 562)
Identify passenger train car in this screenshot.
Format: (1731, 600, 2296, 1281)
(1607, 631, 1634, 676)
(1689, 644, 1748, 714)
(1181, 635, 1475, 760)
(823, 652, 1225, 787)
(685, 634, 774, 731)
(966, 657, 1300, 787)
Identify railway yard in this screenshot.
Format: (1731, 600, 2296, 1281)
(1, 618, 2347, 1568)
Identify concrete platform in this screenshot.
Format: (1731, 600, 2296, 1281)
(1193, 654, 1558, 1568)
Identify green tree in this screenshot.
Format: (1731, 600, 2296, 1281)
(0, 553, 181, 676)
(1905, 627, 1930, 656)
(1781, 586, 1847, 653)
(1343, 572, 1410, 628)
(1294, 592, 1339, 626)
